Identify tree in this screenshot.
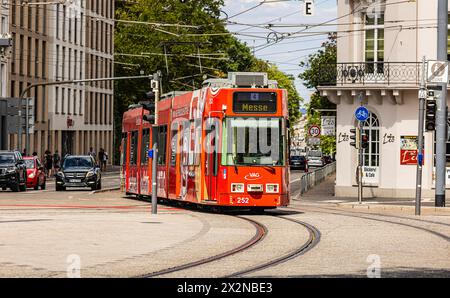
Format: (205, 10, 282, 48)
(113, 0, 303, 162)
(298, 33, 337, 154)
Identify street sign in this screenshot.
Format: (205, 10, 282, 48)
(303, 0, 314, 16)
(427, 60, 449, 84)
(355, 106, 369, 122)
(308, 137, 320, 145)
(308, 125, 321, 137)
(321, 116, 336, 136)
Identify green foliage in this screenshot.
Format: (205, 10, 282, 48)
(298, 33, 337, 154)
(113, 0, 303, 163)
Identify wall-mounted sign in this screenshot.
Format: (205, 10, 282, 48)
(362, 166, 379, 185)
(321, 116, 336, 136)
(400, 136, 423, 165)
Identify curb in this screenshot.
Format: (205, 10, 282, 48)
(337, 203, 450, 215)
(90, 187, 120, 195)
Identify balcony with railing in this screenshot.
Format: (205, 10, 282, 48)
(318, 62, 422, 87)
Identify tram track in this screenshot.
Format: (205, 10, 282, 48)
(224, 215, 321, 278)
(139, 213, 321, 278)
(287, 205, 450, 243)
(139, 216, 267, 278)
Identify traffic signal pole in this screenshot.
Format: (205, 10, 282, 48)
(435, 0, 447, 207)
(358, 120, 363, 204)
(415, 57, 427, 216)
(151, 71, 161, 215)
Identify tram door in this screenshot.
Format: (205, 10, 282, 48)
(169, 123, 187, 200)
(205, 119, 219, 201)
(180, 123, 190, 200)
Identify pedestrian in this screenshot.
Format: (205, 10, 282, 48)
(44, 150, 53, 178)
(53, 150, 61, 172)
(98, 148, 105, 169)
(32, 152, 38, 157)
(103, 150, 109, 172)
(88, 147, 96, 158)
(22, 148, 27, 157)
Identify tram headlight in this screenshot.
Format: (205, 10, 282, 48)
(266, 184, 279, 193)
(231, 183, 245, 193)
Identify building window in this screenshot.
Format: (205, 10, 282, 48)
(27, 37, 31, 77)
(361, 112, 380, 167)
(42, 41, 46, 78)
(11, 33, 16, 74)
(55, 87, 59, 114)
(61, 88, 65, 115)
(35, 39, 39, 77)
(365, 11, 384, 74)
(19, 35, 24, 75)
(56, 4, 60, 39)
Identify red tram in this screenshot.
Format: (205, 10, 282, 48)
(120, 72, 290, 209)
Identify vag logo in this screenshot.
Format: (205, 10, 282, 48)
(244, 173, 261, 181)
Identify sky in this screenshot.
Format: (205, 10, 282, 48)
(222, 0, 338, 107)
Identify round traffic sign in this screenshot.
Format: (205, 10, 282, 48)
(355, 106, 369, 122)
(308, 125, 321, 137)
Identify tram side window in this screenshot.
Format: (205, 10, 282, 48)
(130, 131, 138, 165)
(170, 128, 178, 166)
(141, 129, 150, 165)
(207, 124, 219, 176)
(158, 125, 167, 165)
(194, 119, 202, 165)
(121, 133, 128, 166)
(188, 120, 195, 166)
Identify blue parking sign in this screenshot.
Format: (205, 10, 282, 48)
(355, 106, 369, 122)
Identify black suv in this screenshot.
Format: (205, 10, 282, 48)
(0, 151, 27, 192)
(55, 155, 102, 191)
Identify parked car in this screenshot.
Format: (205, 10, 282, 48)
(307, 150, 325, 167)
(290, 155, 308, 172)
(24, 156, 46, 190)
(0, 151, 27, 192)
(55, 155, 102, 191)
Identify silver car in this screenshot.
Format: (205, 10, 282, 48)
(307, 150, 324, 167)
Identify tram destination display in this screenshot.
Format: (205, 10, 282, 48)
(233, 92, 277, 113)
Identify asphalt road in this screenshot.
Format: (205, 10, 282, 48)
(0, 168, 449, 278)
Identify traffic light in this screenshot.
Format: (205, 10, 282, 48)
(361, 133, 369, 149)
(145, 91, 155, 102)
(350, 127, 360, 149)
(141, 102, 155, 124)
(425, 99, 437, 131)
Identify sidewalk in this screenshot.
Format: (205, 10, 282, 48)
(296, 173, 450, 215)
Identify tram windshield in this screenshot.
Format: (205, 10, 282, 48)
(222, 117, 285, 166)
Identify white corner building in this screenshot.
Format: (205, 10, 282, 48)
(319, 0, 450, 198)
